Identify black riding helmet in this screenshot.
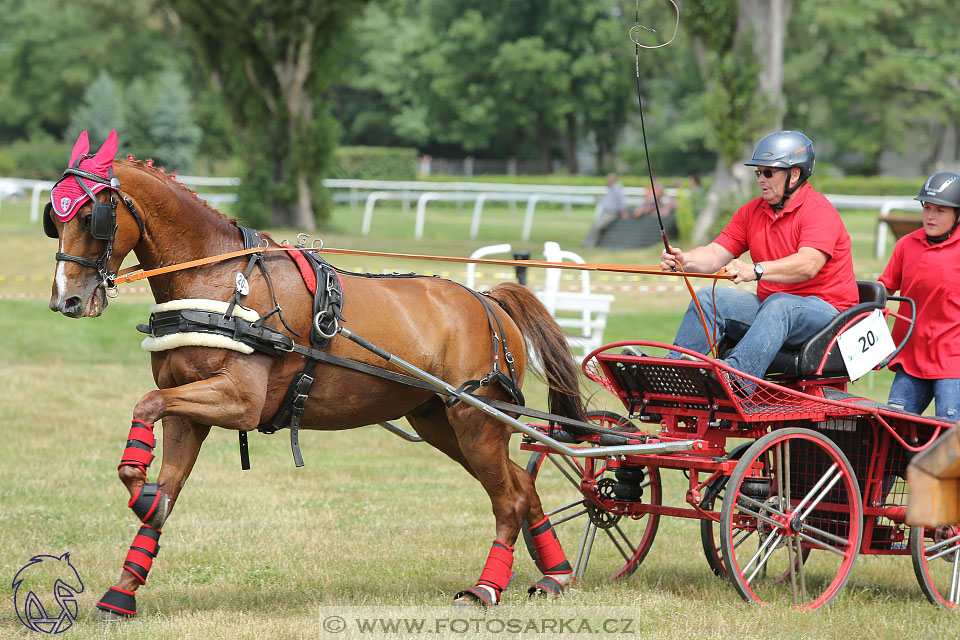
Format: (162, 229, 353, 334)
(916, 172, 960, 244)
(744, 130, 815, 210)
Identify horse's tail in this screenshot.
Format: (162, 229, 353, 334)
(489, 282, 587, 424)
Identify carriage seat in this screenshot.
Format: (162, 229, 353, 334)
(717, 281, 887, 379)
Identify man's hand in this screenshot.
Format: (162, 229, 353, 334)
(660, 246, 684, 271)
(724, 258, 757, 284)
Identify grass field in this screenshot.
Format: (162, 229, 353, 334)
(1, 197, 951, 639)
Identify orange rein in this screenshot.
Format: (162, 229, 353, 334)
(112, 246, 735, 286)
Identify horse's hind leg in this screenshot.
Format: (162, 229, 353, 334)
(95, 414, 210, 620)
(511, 463, 574, 597)
(409, 400, 574, 604)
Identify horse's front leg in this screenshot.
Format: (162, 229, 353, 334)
(96, 371, 267, 620)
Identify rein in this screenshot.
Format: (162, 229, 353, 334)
(112, 245, 734, 286)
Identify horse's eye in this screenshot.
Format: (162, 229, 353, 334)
(79, 215, 92, 231)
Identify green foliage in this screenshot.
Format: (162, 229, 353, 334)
(167, 0, 370, 227)
(0, 137, 70, 179)
(0, 0, 182, 143)
(146, 70, 202, 173)
(331, 146, 418, 180)
(65, 71, 127, 152)
(811, 175, 919, 196)
(786, 0, 960, 175)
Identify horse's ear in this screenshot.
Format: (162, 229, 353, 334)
(69, 130, 90, 165)
(90, 129, 118, 171)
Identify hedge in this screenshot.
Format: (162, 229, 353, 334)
(329, 146, 418, 181)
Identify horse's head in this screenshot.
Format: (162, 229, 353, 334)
(45, 130, 143, 318)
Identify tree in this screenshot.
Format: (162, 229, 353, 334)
(165, 0, 370, 230)
(0, 0, 179, 144)
(148, 70, 203, 173)
(680, 0, 790, 244)
(786, 0, 960, 175)
(333, 0, 635, 173)
(65, 71, 127, 151)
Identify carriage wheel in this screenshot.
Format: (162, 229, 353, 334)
(701, 443, 810, 579)
(720, 428, 862, 609)
(522, 410, 661, 582)
(910, 525, 960, 609)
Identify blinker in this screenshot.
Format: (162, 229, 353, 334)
(90, 199, 116, 241)
(43, 202, 58, 238)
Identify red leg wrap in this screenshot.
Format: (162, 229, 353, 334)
(454, 540, 514, 606)
(96, 586, 137, 617)
(123, 526, 162, 584)
(530, 516, 572, 575)
(119, 420, 156, 474)
(476, 540, 514, 591)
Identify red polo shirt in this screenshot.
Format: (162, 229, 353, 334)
(879, 227, 960, 378)
(715, 183, 859, 311)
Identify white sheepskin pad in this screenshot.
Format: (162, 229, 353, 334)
(141, 298, 260, 354)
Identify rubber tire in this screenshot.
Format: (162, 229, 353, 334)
(720, 427, 862, 610)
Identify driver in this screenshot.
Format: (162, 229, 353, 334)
(879, 172, 960, 420)
(660, 130, 859, 381)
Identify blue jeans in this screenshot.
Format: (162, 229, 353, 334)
(671, 288, 839, 380)
(887, 370, 960, 420)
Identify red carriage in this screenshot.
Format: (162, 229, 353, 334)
(518, 282, 960, 610)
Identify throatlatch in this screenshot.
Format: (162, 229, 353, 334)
(454, 540, 515, 607)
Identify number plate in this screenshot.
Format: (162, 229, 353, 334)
(836, 309, 895, 381)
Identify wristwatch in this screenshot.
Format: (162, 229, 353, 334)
(753, 263, 764, 281)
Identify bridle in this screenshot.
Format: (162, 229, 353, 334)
(44, 162, 143, 297)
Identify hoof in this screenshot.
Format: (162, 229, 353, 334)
(454, 586, 497, 608)
(528, 575, 567, 598)
(93, 607, 133, 623)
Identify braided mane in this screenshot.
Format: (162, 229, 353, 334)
(115, 157, 242, 231)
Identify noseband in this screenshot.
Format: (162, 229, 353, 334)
(45, 163, 143, 296)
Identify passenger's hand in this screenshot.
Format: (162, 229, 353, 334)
(660, 246, 683, 272)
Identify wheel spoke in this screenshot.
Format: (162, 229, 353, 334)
(926, 532, 960, 556)
(744, 529, 784, 583)
(548, 454, 586, 488)
(549, 504, 588, 526)
(736, 492, 789, 521)
(950, 547, 960, 604)
(602, 522, 637, 564)
(797, 521, 854, 549)
(797, 464, 842, 519)
(575, 521, 598, 580)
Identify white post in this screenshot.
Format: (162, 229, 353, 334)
(470, 194, 488, 239)
(415, 193, 439, 240)
(361, 191, 388, 236)
(522, 195, 542, 241)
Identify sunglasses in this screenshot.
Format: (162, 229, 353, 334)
(754, 168, 784, 179)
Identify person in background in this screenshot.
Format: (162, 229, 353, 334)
(583, 173, 628, 248)
(631, 180, 676, 218)
(660, 130, 858, 381)
(879, 172, 960, 420)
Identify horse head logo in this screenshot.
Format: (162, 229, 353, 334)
(11, 553, 85, 634)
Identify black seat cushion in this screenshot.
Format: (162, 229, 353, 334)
(718, 281, 887, 379)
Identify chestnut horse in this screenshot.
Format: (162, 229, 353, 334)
(45, 131, 587, 618)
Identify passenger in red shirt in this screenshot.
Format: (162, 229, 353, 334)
(879, 172, 960, 420)
(660, 130, 858, 382)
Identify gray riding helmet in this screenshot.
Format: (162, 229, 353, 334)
(915, 172, 960, 208)
(744, 130, 815, 179)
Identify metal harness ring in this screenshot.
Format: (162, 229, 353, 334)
(313, 310, 339, 340)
